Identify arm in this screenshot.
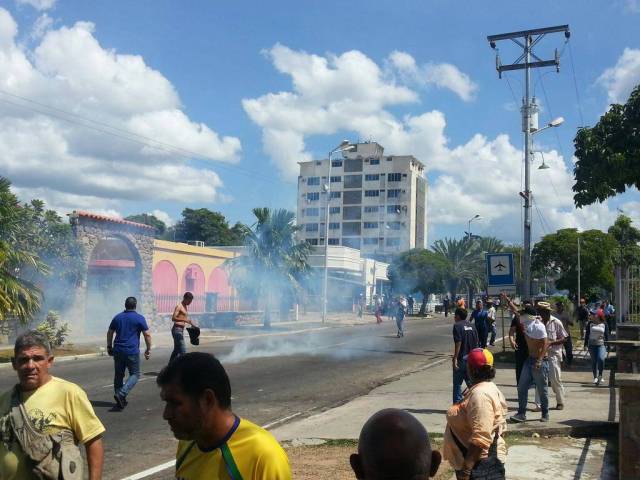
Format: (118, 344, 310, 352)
(142, 330, 152, 360)
(85, 435, 104, 480)
(453, 341, 461, 369)
(106, 329, 115, 356)
(508, 325, 518, 350)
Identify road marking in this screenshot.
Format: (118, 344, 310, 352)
(101, 377, 153, 389)
(120, 413, 304, 479)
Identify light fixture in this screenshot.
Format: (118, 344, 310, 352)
(549, 116, 564, 127)
(537, 151, 550, 170)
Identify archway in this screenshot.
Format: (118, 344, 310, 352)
(182, 263, 205, 312)
(86, 235, 141, 334)
(153, 260, 179, 313)
(207, 267, 232, 311)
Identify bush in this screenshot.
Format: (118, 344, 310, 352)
(36, 311, 69, 347)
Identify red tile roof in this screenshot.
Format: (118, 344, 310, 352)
(73, 211, 156, 230)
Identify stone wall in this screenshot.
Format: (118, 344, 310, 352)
(69, 213, 157, 335)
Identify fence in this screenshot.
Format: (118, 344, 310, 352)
(617, 265, 640, 323)
(154, 294, 255, 314)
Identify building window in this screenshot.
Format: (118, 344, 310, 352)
(307, 192, 320, 201)
(307, 238, 319, 245)
(329, 206, 341, 214)
(363, 222, 378, 229)
(343, 206, 362, 220)
(387, 189, 401, 198)
(344, 175, 363, 189)
(330, 191, 341, 199)
(328, 238, 340, 245)
(343, 190, 362, 205)
(369, 158, 380, 165)
(363, 238, 379, 246)
(364, 206, 379, 213)
(387, 221, 401, 230)
(364, 190, 380, 197)
(386, 237, 400, 247)
(305, 223, 319, 232)
(365, 174, 380, 181)
(387, 173, 402, 182)
(330, 176, 342, 183)
(387, 205, 401, 214)
(342, 222, 361, 236)
(307, 176, 320, 186)
(306, 208, 319, 216)
(344, 158, 363, 172)
(342, 237, 361, 249)
(329, 222, 340, 230)
(331, 160, 343, 167)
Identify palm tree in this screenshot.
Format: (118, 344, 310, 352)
(0, 177, 49, 324)
(431, 237, 482, 301)
(226, 208, 311, 328)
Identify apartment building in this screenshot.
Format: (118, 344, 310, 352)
(297, 141, 428, 259)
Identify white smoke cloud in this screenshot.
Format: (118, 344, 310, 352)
(597, 48, 640, 104)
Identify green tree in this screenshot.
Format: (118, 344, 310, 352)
(226, 208, 311, 328)
(387, 249, 449, 314)
(573, 84, 640, 207)
(0, 178, 49, 324)
(431, 237, 484, 300)
(608, 214, 640, 266)
(125, 213, 167, 237)
(168, 208, 244, 246)
(532, 228, 617, 298)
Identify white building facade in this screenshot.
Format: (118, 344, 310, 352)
(297, 142, 428, 259)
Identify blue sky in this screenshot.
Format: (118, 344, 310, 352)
(1, 0, 639, 244)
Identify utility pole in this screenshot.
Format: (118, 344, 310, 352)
(577, 235, 581, 303)
(488, 25, 570, 299)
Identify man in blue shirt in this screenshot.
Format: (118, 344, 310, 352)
(107, 296, 152, 409)
(470, 300, 489, 348)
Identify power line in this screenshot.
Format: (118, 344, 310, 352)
(567, 40, 586, 127)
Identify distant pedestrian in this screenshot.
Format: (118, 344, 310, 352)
(536, 302, 567, 410)
(486, 298, 497, 346)
(107, 296, 152, 409)
(452, 307, 479, 404)
(576, 298, 589, 339)
(407, 296, 415, 315)
(443, 348, 507, 480)
(350, 409, 441, 480)
(602, 299, 615, 334)
(171, 292, 196, 363)
(374, 295, 383, 324)
(444, 296, 450, 317)
(470, 300, 489, 348)
(585, 312, 609, 386)
(158, 353, 291, 479)
(457, 297, 466, 309)
(396, 297, 407, 337)
(555, 301, 573, 368)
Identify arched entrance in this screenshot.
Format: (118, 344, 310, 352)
(85, 236, 142, 334)
(182, 264, 205, 312)
(153, 260, 178, 313)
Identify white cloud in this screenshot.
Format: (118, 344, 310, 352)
(150, 209, 175, 227)
(16, 0, 56, 11)
(388, 50, 478, 101)
(30, 13, 53, 40)
(0, 8, 241, 215)
(597, 48, 640, 104)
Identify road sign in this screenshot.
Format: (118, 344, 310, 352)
(486, 253, 515, 295)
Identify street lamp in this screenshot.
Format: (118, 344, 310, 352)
(467, 214, 481, 239)
(322, 140, 355, 323)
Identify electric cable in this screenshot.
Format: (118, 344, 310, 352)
(567, 40, 586, 127)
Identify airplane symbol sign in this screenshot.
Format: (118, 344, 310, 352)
(486, 253, 515, 294)
(489, 256, 510, 275)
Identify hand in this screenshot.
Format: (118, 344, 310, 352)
(107, 345, 113, 356)
(534, 360, 542, 370)
(452, 358, 459, 370)
(144, 350, 150, 360)
(456, 468, 472, 480)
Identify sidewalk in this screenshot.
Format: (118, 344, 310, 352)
(273, 359, 618, 478)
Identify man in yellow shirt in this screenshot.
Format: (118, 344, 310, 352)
(0, 331, 105, 479)
(157, 352, 291, 479)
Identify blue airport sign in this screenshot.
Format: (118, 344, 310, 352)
(486, 253, 515, 290)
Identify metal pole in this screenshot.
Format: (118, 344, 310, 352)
(577, 235, 581, 302)
(522, 34, 532, 300)
(321, 151, 333, 324)
(501, 305, 506, 353)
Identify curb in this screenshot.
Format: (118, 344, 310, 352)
(0, 351, 107, 369)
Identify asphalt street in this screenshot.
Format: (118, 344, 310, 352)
(0, 315, 455, 479)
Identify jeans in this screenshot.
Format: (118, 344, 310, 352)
(396, 311, 405, 335)
(170, 327, 187, 363)
(517, 357, 549, 416)
(452, 360, 470, 404)
(589, 344, 607, 378)
(477, 325, 488, 348)
(535, 355, 565, 406)
(563, 335, 573, 366)
(489, 322, 497, 344)
(114, 352, 140, 398)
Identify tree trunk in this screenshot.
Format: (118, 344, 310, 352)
(419, 296, 427, 315)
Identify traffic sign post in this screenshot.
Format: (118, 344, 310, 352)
(486, 253, 515, 296)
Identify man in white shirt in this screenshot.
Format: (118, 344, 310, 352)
(536, 302, 568, 410)
(486, 299, 497, 346)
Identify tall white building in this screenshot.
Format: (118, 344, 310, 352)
(297, 141, 428, 259)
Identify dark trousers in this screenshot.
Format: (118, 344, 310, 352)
(563, 335, 573, 366)
(477, 325, 488, 349)
(515, 349, 527, 385)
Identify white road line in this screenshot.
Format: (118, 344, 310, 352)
(101, 377, 153, 389)
(119, 413, 304, 479)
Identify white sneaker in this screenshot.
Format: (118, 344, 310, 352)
(592, 377, 599, 384)
(597, 376, 603, 385)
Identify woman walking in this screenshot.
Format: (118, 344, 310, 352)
(585, 310, 609, 385)
(443, 348, 507, 480)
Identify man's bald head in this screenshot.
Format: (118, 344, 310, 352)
(350, 409, 441, 479)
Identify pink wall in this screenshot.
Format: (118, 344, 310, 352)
(207, 267, 231, 296)
(152, 260, 178, 313)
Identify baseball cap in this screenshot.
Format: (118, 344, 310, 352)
(464, 348, 494, 369)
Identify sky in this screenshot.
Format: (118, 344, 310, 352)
(1, 0, 639, 245)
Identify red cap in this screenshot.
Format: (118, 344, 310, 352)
(465, 348, 494, 369)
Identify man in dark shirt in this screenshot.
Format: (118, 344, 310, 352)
(507, 298, 530, 384)
(576, 298, 590, 339)
(452, 307, 479, 403)
(470, 300, 489, 348)
(107, 296, 152, 409)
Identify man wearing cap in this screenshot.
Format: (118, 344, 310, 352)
(452, 307, 479, 404)
(536, 302, 567, 410)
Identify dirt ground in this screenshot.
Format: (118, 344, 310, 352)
(285, 441, 454, 480)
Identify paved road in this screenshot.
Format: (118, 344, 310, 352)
(0, 315, 454, 479)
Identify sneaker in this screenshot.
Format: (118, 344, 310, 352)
(531, 405, 541, 413)
(597, 376, 603, 386)
(592, 377, 599, 385)
(556, 404, 564, 410)
(509, 413, 527, 423)
(114, 393, 126, 409)
(541, 415, 550, 422)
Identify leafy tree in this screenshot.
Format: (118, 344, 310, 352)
(226, 208, 311, 327)
(573, 84, 640, 207)
(125, 213, 167, 237)
(387, 249, 449, 314)
(608, 214, 640, 266)
(168, 208, 244, 246)
(0, 177, 49, 324)
(532, 228, 617, 298)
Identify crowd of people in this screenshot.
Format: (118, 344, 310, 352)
(0, 290, 614, 480)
